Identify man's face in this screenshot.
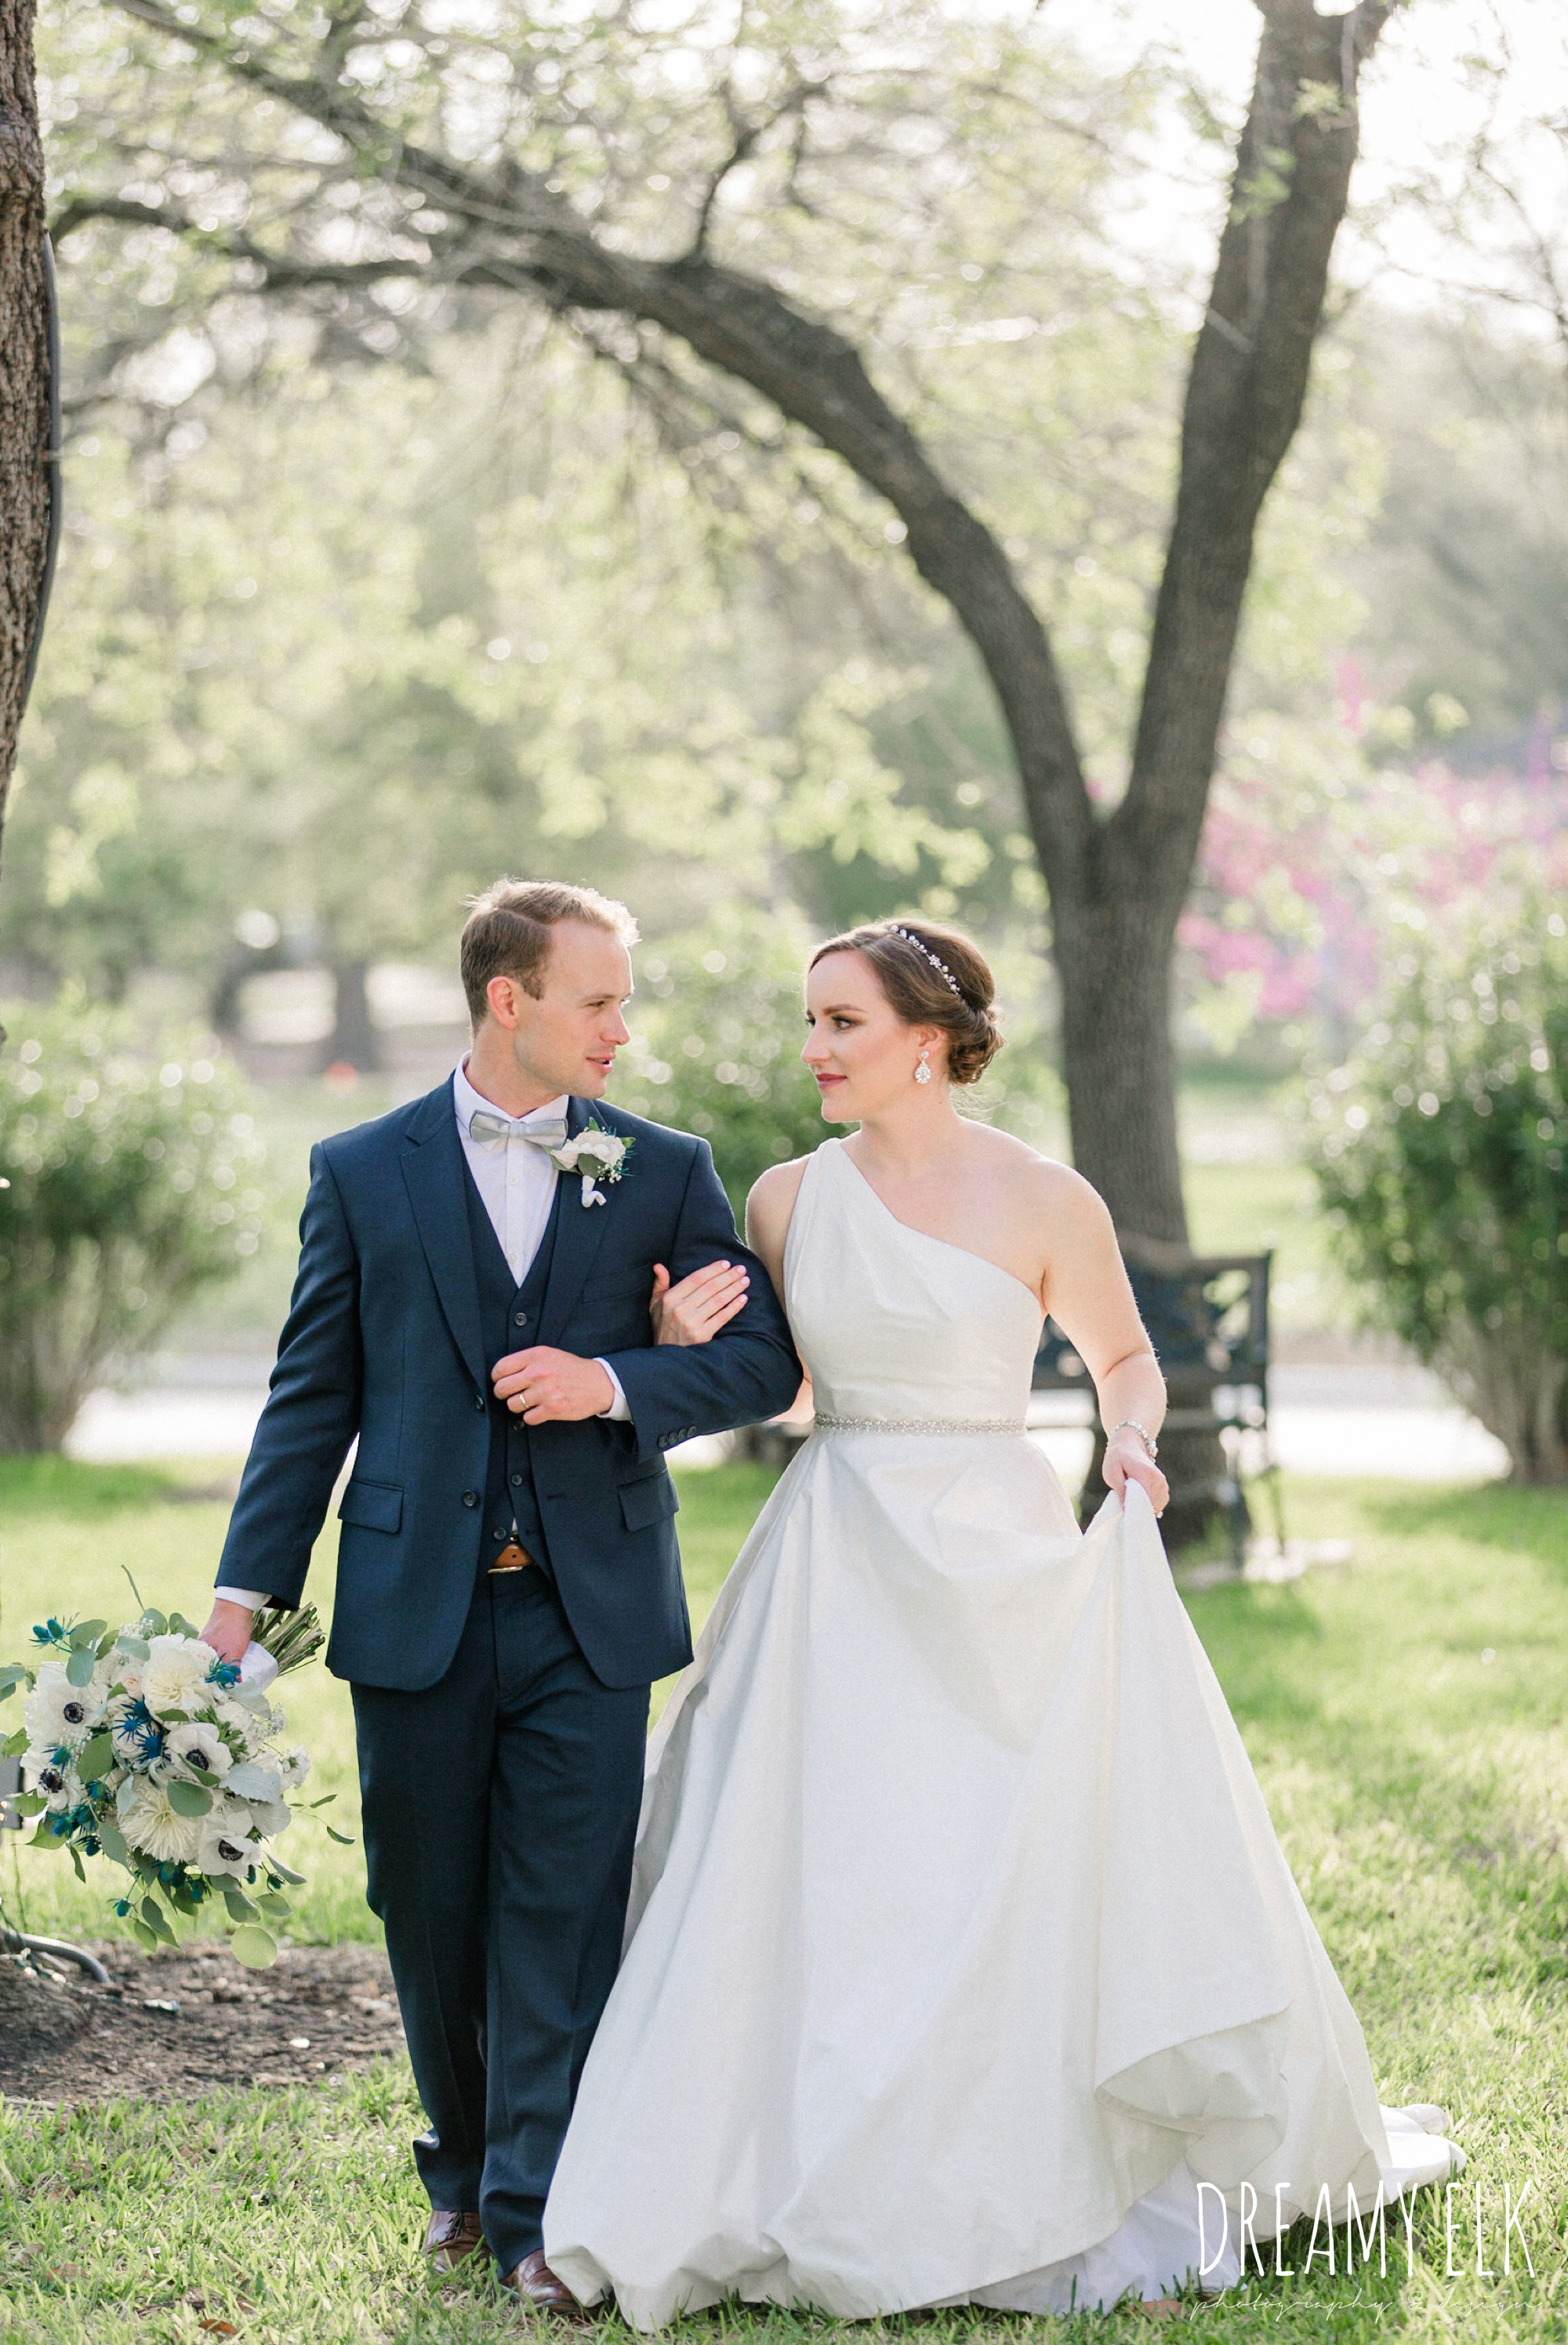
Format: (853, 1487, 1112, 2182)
(485, 920, 633, 1098)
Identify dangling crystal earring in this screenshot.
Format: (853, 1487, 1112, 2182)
(913, 1045, 932, 1086)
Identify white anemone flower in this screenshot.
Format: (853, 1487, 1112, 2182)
(140, 1634, 220, 1718)
(117, 1773, 202, 1865)
(26, 1751, 81, 1813)
(160, 1720, 234, 1783)
(197, 1798, 259, 1879)
(24, 1664, 101, 1750)
(278, 1746, 312, 1791)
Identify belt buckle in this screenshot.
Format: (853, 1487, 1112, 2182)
(489, 1542, 535, 1574)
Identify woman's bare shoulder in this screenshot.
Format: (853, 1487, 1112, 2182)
(747, 1154, 813, 1225)
(967, 1126, 1112, 1229)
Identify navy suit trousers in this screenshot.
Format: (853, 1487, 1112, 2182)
(352, 1566, 648, 2271)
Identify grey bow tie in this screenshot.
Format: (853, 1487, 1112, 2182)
(466, 1109, 570, 1149)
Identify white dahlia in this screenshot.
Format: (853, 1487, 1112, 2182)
(141, 1635, 220, 1717)
(117, 1773, 201, 1865)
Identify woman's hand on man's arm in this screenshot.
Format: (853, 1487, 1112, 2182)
(649, 1258, 751, 1346)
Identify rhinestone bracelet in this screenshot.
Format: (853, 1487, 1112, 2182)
(1109, 1418, 1159, 1460)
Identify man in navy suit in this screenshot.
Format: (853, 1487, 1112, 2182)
(201, 880, 801, 2310)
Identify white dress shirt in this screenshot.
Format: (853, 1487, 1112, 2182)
(216, 1062, 629, 1613)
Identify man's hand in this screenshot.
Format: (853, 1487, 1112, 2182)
(492, 1346, 616, 1424)
(200, 1599, 256, 1664)
(650, 1258, 750, 1347)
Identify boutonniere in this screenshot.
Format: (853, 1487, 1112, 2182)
(549, 1122, 633, 1208)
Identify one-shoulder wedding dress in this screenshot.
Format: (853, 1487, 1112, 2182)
(545, 1138, 1458, 2324)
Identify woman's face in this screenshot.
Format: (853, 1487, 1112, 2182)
(801, 951, 942, 1121)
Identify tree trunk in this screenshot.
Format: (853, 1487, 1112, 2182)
(0, 0, 50, 864)
(323, 957, 382, 1073)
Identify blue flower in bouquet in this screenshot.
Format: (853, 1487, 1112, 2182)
(109, 1694, 164, 1766)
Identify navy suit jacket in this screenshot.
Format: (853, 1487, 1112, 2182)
(216, 1085, 801, 1692)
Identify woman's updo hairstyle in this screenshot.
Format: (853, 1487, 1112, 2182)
(808, 918, 1003, 1087)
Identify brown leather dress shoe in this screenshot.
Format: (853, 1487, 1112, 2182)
(502, 2249, 587, 2321)
(423, 2209, 486, 2271)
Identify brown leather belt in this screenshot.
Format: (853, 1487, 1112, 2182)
(488, 1542, 536, 1574)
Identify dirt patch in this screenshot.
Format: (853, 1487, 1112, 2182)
(0, 1939, 406, 2106)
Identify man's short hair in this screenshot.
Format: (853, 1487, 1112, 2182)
(459, 880, 639, 1023)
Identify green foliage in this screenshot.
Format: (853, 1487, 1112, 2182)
(0, 999, 267, 1451)
(1311, 909, 1568, 1480)
(609, 906, 828, 1214)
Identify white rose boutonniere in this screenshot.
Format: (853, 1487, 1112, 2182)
(549, 1122, 633, 1208)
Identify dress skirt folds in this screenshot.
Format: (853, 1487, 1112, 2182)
(543, 1139, 1459, 2324)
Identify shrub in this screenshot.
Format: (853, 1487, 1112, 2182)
(1309, 912, 1568, 1483)
(609, 906, 830, 1216)
(0, 1000, 267, 1452)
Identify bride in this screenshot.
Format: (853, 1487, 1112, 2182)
(544, 917, 1459, 2323)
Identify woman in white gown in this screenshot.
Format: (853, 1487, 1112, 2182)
(545, 918, 1459, 2324)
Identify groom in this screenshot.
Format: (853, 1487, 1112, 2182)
(201, 879, 800, 2307)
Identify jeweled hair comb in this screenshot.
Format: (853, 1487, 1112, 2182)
(888, 925, 964, 998)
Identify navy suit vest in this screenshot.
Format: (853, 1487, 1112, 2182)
(461, 1153, 564, 1580)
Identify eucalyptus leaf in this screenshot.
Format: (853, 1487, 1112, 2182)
(66, 1646, 97, 1688)
(69, 1846, 85, 1882)
(77, 1732, 115, 1784)
(68, 1620, 108, 1650)
(11, 1792, 45, 1817)
(0, 1664, 29, 1690)
(223, 1886, 260, 1923)
(140, 1895, 177, 1944)
(130, 1918, 158, 1954)
(257, 1893, 292, 1920)
(0, 1682, 13, 1705)
(268, 1859, 306, 1886)
(96, 1819, 130, 1866)
(29, 1818, 63, 1848)
(165, 1778, 212, 1817)
(226, 1761, 281, 1802)
(116, 1633, 150, 1662)
(143, 1610, 168, 1637)
(2, 1728, 27, 1757)
(168, 1611, 201, 1639)
(325, 1826, 355, 1846)
(230, 1923, 278, 1970)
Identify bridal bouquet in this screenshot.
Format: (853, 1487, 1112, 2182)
(0, 1592, 343, 1969)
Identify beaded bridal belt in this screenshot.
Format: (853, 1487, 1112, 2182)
(812, 1412, 1027, 1436)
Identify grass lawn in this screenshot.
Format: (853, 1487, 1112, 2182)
(2, 1459, 1566, 2340)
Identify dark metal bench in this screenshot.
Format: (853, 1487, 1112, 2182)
(1034, 1247, 1283, 1564)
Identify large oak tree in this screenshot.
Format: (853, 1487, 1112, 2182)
(58, 0, 1394, 1247)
